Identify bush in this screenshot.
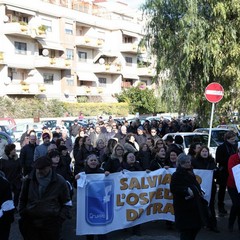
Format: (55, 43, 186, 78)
(0, 97, 129, 118)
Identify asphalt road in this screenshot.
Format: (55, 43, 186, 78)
(10, 195, 240, 240)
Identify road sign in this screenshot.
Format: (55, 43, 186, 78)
(205, 82, 224, 103)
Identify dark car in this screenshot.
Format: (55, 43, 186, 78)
(41, 120, 57, 130)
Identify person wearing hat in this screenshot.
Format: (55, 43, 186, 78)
(33, 132, 51, 161)
(18, 156, 72, 240)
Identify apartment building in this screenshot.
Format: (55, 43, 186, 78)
(0, 0, 155, 102)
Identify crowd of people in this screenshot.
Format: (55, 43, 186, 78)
(0, 115, 239, 240)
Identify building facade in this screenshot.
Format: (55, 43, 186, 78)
(0, 0, 155, 102)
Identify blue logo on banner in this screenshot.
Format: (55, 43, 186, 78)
(85, 180, 114, 225)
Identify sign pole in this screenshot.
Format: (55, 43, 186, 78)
(205, 82, 224, 148)
(208, 103, 215, 148)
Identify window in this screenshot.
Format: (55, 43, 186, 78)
(14, 41, 27, 55)
(98, 78, 106, 87)
(41, 19, 52, 32)
(125, 57, 132, 66)
(43, 73, 54, 85)
(123, 36, 133, 43)
(65, 23, 73, 35)
(66, 77, 74, 86)
(66, 49, 74, 60)
(78, 51, 87, 62)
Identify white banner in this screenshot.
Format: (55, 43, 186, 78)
(232, 164, 240, 193)
(76, 168, 213, 235)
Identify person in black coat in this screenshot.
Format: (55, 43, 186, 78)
(74, 136, 96, 175)
(150, 146, 167, 171)
(20, 134, 38, 176)
(104, 143, 125, 174)
(170, 153, 203, 240)
(0, 144, 22, 208)
(215, 131, 237, 214)
(136, 143, 152, 171)
(0, 171, 15, 240)
(192, 146, 219, 232)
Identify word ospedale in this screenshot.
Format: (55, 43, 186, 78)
(115, 173, 203, 221)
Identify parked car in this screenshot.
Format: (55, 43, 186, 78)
(0, 125, 15, 142)
(10, 122, 43, 152)
(41, 119, 57, 130)
(216, 124, 240, 139)
(0, 117, 16, 129)
(193, 128, 230, 145)
(162, 132, 219, 158)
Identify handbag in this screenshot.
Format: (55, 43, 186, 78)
(197, 195, 212, 226)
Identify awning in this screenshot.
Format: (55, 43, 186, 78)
(122, 73, 139, 80)
(121, 30, 139, 39)
(37, 40, 64, 52)
(7, 5, 36, 16)
(93, 51, 118, 63)
(77, 72, 97, 81)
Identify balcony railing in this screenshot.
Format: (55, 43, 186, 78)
(75, 36, 105, 48)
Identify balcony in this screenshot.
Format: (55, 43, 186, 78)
(120, 43, 138, 54)
(35, 56, 72, 69)
(4, 82, 45, 95)
(94, 63, 122, 75)
(75, 36, 105, 49)
(137, 67, 155, 77)
(0, 52, 6, 65)
(76, 86, 105, 95)
(3, 22, 46, 39)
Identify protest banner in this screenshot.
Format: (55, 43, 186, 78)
(232, 164, 240, 193)
(76, 168, 213, 235)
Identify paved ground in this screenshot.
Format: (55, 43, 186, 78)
(10, 196, 240, 240)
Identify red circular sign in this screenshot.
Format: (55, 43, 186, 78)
(205, 82, 224, 103)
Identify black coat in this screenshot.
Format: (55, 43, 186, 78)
(136, 150, 152, 170)
(215, 141, 237, 184)
(74, 145, 95, 175)
(20, 143, 38, 176)
(104, 157, 122, 173)
(170, 167, 202, 230)
(0, 174, 14, 225)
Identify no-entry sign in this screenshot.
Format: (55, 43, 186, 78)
(205, 82, 224, 103)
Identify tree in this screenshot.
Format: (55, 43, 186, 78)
(115, 84, 159, 114)
(142, 0, 240, 125)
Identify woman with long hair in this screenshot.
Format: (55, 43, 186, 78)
(104, 143, 125, 174)
(74, 136, 95, 175)
(192, 146, 219, 232)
